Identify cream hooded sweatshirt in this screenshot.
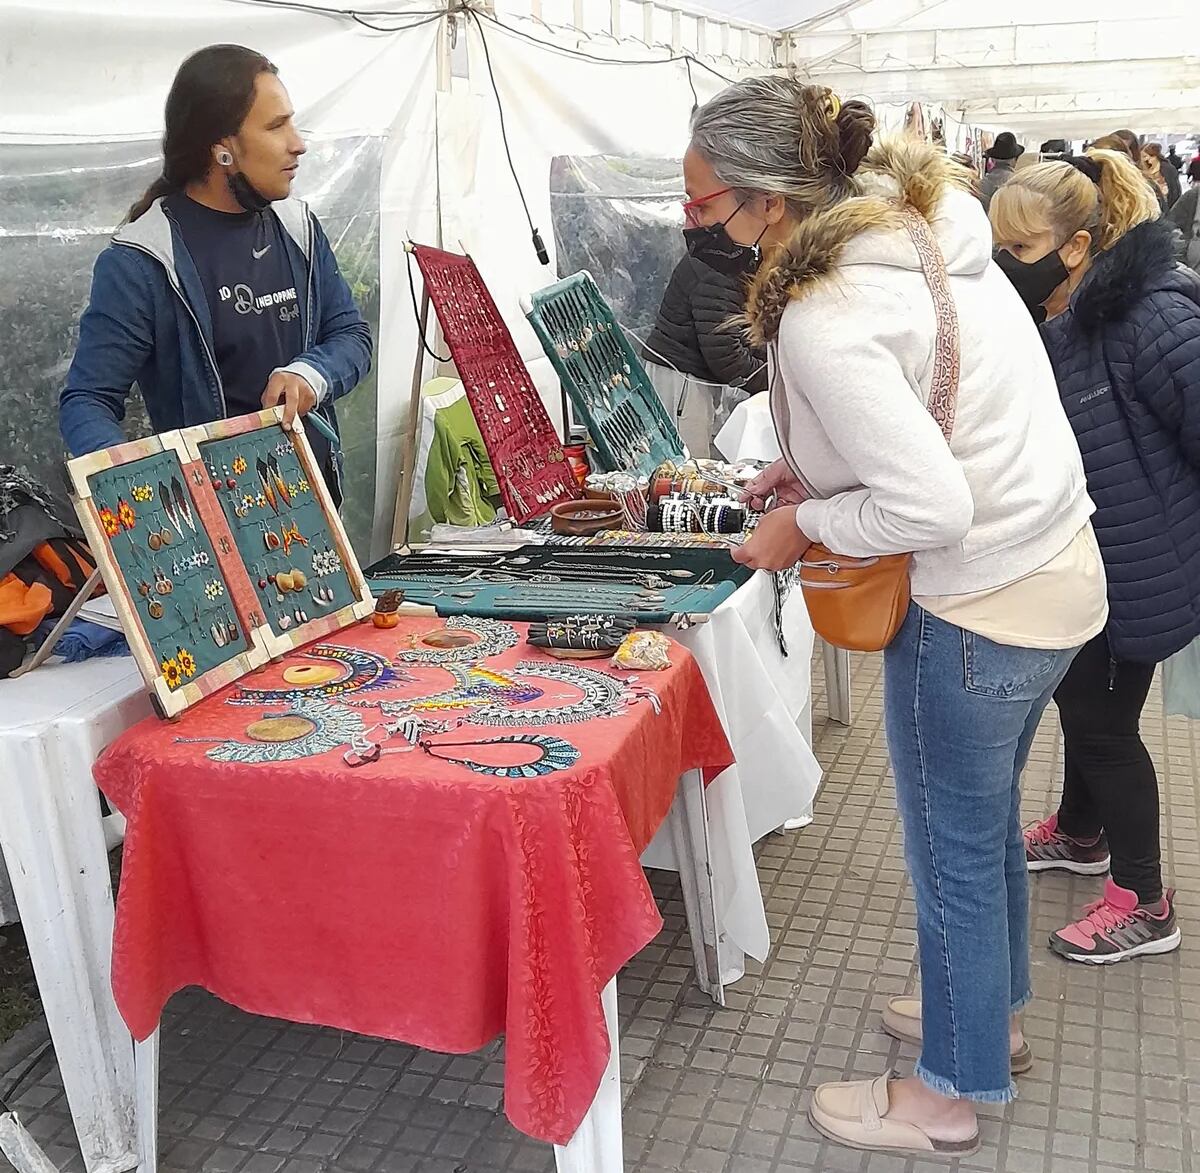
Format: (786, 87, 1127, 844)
(748, 141, 1094, 598)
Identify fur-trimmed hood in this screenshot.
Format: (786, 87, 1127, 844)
(1071, 217, 1199, 334)
(744, 138, 985, 346)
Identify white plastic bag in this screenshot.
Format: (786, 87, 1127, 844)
(1163, 634, 1200, 719)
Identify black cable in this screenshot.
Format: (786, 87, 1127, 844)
(473, 9, 736, 86)
(226, 0, 447, 33)
(229, 0, 444, 19)
(684, 56, 699, 112)
(405, 249, 452, 362)
(467, 9, 550, 265)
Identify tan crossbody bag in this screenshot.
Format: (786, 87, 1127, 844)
(799, 207, 962, 653)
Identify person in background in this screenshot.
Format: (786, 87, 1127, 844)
(1167, 144, 1184, 173)
(642, 220, 768, 458)
(692, 74, 1105, 1155)
(59, 44, 372, 505)
(979, 131, 1024, 210)
(1092, 131, 1166, 212)
(1167, 156, 1200, 272)
(1040, 139, 1070, 162)
(1143, 143, 1180, 208)
(1190, 157, 1200, 187)
(950, 152, 982, 201)
(1111, 128, 1143, 161)
(992, 149, 1200, 963)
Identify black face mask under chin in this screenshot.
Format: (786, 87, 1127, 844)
(994, 247, 1069, 324)
(683, 206, 767, 278)
(227, 170, 271, 213)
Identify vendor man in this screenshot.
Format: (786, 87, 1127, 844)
(59, 44, 371, 505)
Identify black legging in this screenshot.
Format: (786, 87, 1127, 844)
(1054, 632, 1162, 904)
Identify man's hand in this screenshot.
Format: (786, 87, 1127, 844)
(741, 458, 809, 512)
(732, 506, 813, 572)
(262, 371, 317, 427)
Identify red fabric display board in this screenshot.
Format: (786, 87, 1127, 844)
(411, 244, 581, 522)
(94, 616, 731, 1145)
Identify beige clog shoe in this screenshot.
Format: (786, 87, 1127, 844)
(809, 1072, 981, 1156)
(881, 995, 1034, 1074)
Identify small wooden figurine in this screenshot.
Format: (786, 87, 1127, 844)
(372, 589, 404, 629)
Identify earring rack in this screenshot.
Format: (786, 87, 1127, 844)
(68, 407, 374, 718)
(409, 244, 581, 522)
(525, 271, 685, 478)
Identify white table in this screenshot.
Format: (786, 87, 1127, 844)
(642, 574, 823, 993)
(0, 657, 151, 1173)
(0, 577, 824, 1173)
(716, 393, 855, 727)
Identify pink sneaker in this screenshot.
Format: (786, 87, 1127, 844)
(1024, 813, 1110, 875)
(1049, 879, 1181, 964)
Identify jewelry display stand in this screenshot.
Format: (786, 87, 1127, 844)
(526, 272, 685, 478)
(67, 408, 374, 718)
(410, 244, 581, 521)
(364, 545, 752, 623)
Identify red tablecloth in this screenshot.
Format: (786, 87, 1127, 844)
(95, 617, 732, 1145)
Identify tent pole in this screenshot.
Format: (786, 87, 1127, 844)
(391, 244, 432, 551)
(391, 7, 452, 552)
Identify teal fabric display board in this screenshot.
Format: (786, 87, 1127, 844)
(365, 545, 750, 622)
(84, 451, 251, 688)
(526, 271, 685, 477)
(199, 429, 360, 633)
(68, 409, 375, 718)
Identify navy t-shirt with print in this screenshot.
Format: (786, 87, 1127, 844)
(165, 194, 335, 491)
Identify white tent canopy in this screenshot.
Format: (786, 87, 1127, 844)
(0, 0, 1195, 558)
(690, 0, 1200, 140)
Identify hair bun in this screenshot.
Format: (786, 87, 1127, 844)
(835, 100, 875, 176)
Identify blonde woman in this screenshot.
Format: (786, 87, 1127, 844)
(690, 76, 1107, 1154)
(991, 151, 1200, 963)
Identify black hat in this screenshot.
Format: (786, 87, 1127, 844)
(1040, 139, 1068, 155)
(985, 132, 1025, 161)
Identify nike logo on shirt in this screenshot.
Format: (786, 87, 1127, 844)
(252, 245, 271, 259)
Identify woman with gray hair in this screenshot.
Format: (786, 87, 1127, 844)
(688, 75, 1107, 1154)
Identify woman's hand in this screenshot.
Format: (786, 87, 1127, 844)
(741, 459, 809, 511)
(732, 507, 813, 572)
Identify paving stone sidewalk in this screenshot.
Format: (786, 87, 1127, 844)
(5, 652, 1198, 1173)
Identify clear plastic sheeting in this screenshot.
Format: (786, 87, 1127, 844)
(548, 154, 686, 337)
(0, 141, 159, 521)
(0, 137, 382, 558)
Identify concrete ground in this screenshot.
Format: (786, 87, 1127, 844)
(4, 651, 1197, 1173)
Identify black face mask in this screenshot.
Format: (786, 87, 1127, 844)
(994, 247, 1068, 324)
(227, 171, 271, 213)
(684, 204, 765, 278)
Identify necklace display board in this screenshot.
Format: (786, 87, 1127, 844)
(410, 244, 581, 521)
(365, 545, 752, 622)
(526, 271, 685, 477)
(67, 408, 374, 718)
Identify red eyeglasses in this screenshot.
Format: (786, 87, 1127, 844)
(682, 187, 732, 227)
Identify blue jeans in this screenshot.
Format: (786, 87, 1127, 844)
(884, 604, 1078, 1102)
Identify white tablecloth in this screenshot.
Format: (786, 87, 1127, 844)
(715, 393, 857, 729)
(641, 573, 823, 980)
(0, 655, 150, 1173)
(0, 658, 146, 925)
(714, 393, 781, 464)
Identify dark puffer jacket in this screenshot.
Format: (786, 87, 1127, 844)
(642, 256, 767, 392)
(1041, 218, 1200, 663)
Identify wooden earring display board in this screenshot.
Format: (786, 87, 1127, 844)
(68, 408, 374, 718)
